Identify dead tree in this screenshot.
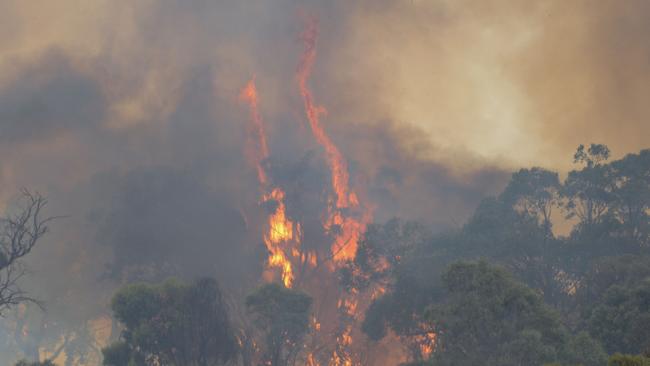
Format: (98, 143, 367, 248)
(0, 190, 53, 314)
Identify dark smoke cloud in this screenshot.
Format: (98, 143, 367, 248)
(0, 50, 105, 143)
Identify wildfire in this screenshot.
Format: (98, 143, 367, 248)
(236, 16, 412, 366)
(296, 15, 371, 263)
(263, 188, 298, 287)
(239, 77, 270, 186)
(414, 330, 437, 360)
(239, 78, 301, 288)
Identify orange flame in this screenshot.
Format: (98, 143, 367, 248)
(240, 79, 301, 288)
(239, 78, 270, 186)
(263, 188, 297, 287)
(296, 16, 371, 263)
(297, 18, 352, 210)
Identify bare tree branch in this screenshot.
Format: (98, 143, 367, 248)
(0, 190, 54, 315)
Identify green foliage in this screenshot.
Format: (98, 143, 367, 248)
(587, 279, 650, 355)
(14, 361, 56, 366)
(102, 277, 236, 366)
(608, 353, 650, 366)
(357, 145, 650, 365)
(425, 261, 569, 366)
(564, 331, 608, 366)
(245, 283, 312, 366)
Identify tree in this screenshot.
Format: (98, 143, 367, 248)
(578, 255, 650, 305)
(587, 279, 650, 355)
(500, 167, 561, 236)
(562, 144, 614, 231)
(102, 277, 237, 366)
(608, 353, 650, 366)
(245, 283, 312, 366)
(424, 261, 572, 366)
(350, 220, 441, 362)
(563, 331, 609, 366)
(0, 190, 53, 314)
(460, 194, 572, 307)
(609, 149, 650, 247)
(14, 360, 56, 366)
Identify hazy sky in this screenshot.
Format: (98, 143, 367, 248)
(0, 0, 647, 267)
(2, 1, 648, 180)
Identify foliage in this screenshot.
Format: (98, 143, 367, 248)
(587, 279, 650, 355)
(563, 331, 609, 366)
(358, 145, 650, 365)
(425, 261, 571, 366)
(14, 360, 57, 366)
(102, 277, 237, 366)
(608, 353, 650, 366)
(245, 283, 312, 366)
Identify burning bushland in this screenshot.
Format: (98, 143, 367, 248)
(1, 2, 650, 366)
(234, 17, 398, 366)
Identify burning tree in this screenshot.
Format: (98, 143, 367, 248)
(235, 15, 390, 365)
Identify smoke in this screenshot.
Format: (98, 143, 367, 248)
(0, 0, 648, 363)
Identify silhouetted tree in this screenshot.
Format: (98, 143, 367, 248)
(500, 167, 561, 235)
(425, 261, 561, 365)
(1, 190, 53, 314)
(14, 360, 56, 366)
(102, 278, 237, 366)
(562, 144, 614, 231)
(246, 283, 312, 366)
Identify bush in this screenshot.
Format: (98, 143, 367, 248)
(608, 353, 650, 366)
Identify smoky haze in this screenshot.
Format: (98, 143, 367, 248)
(0, 0, 647, 364)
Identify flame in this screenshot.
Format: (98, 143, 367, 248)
(239, 77, 270, 186)
(240, 79, 301, 288)
(263, 188, 297, 287)
(296, 16, 372, 263)
(263, 188, 294, 243)
(307, 353, 319, 366)
(415, 331, 437, 359)
(236, 17, 408, 366)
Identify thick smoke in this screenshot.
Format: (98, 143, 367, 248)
(1, 0, 647, 363)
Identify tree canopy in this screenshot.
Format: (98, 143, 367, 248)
(358, 146, 650, 365)
(102, 278, 237, 366)
(245, 283, 312, 366)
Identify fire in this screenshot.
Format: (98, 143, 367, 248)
(239, 79, 301, 288)
(296, 15, 371, 263)
(294, 15, 382, 366)
(239, 77, 270, 186)
(414, 330, 437, 360)
(237, 16, 413, 366)
(263, 188, 298, 287)
(263, 188, 294, 243)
